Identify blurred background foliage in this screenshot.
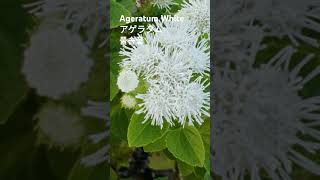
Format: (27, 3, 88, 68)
(1, 0, 320, 180)
(0, 0, 107, 180)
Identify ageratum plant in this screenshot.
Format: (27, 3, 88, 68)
(110, 0, 211, 178)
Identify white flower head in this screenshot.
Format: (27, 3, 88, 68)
(181, 40, 210, 74)
(176, 0, 210, 34)
(232, 0, 320, 46)
(22, 26, 93, 99)
(153, 48, 193, 84)
(136, 82, 175, 128)
(24, 0, 106, 46)
(173, 80, 210, 127)
(35, 103, 85, 148)
(151, 0, 176, 10)
(121, 94, 137, 109)
(120, 34, 163, 78)
(117, 69, 139, 93)
(153, 20, 198, 49)
(214, 46, 320, 179)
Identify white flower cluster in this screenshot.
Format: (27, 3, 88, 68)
(214, 0, 320, 179)
(234, 0, 320, 47)
(214, 0, 320, 67)
(117, 0, 210, 128)
(214, 47, 320, 180)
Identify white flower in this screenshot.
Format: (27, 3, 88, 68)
(173, 80, 210, 126)
(153, 20, 198, 49)
(35, 103, 85, 148)
(136, 78, 209, 128)
(121, 95, 137, 109)
(181, 40, 210, 74)
(231, 0, 320, 46)
(117, 70, 139, 93)
(136, 82, 175, 128)
(22, 26, 93, 99)
(151, 0, 176, 10)
(176, 0, 210, 34)
(214, 46, 320, 180)
(153, 49, 193, 84)
(24, 0, 106, 46)
(120, 34, 163, 78)
(81, 101, 109, 166)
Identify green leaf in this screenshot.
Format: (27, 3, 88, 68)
(204, 172, 211, 180)
(110, 70, 119, 101)
(198, 119, 210, 147)
(127, 113, 168, 147)
(204, 150, 211, 173)
(110, 168, 118, 180)
(110, 103, 129, 141)
(0, 32, 28, 124)
(110, 0, 131, 28)
(117, 0, 137, 13)
(166, 126, 205, 167)
(143, 134, 167, 152)
(177, 160, 194, 176)
(110, 52, 121, 101)
(149, 152, 175, 170)
(198, 120, 211, 173)
(84, 53, 107, 101)
(194, 167, 206, 178)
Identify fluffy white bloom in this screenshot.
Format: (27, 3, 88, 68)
(121, 95, 137, 109)
(172, 80, 210, 126)
(119, 17, 210, 128)
(231, 0, 320, 46)
(136, 82, 176, 128)
(153, 49, 193, 84)
(214, 46, 320, 180)
(136, 80, 210, 128)
(81, 101, 109, 166)
(35, 103, 85, 148)
(151, 0, 176, 10)
(24, 0, 106, 46)
(132, 46, 209, 128)
(120, 35, 163, 78)
(176, 0, 210, 34)
(153, 20, 198, 49)
(22, 26, 93, 99)
(117, 70, 139, 93)
(181, 40, 210, 74)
